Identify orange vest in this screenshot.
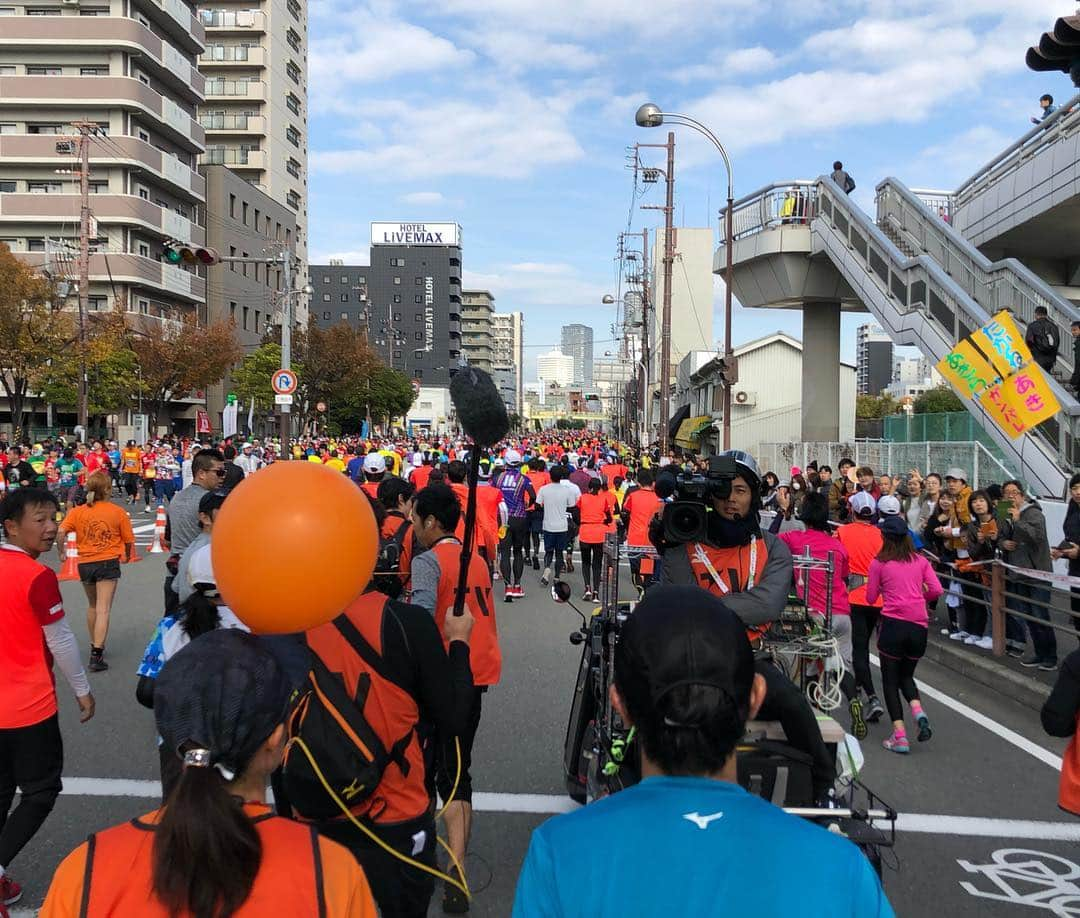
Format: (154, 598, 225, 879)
(361, 481, 380, 500)
(121, 449, 141, 474)
(77, 804, 330, 916)
(685, 538, 771, 643)
(450, 482, 496, 559)
(1062, 718, 1080, 816)
(304, 593, 428, 824)
(431, 538, 501, 686)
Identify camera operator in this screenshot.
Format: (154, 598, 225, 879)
(656, 450, 836, 804)
(513, 586, 894, 916)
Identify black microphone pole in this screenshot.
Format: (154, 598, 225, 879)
(452, 445, 482, 617)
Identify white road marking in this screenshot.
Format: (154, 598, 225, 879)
(55, 779, 1079, 839)
(870, 653, 1062, 772)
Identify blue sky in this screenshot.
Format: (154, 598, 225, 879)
(305, 0, 1069, 382)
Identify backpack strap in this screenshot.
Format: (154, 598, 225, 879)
(332, 609, 395, 686)
(78, 833, 97, 918)
(309, 825, 327, 918)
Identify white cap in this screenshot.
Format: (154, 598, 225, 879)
(504, 449, 522, 466)
(850, 491, 877, 515)
(187, 544, 217, 590)
(412, 451, 423, 467)
(363, 453, 386, 474)
(878, 494, 902, 516)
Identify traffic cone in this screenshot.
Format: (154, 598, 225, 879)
(59, 531, 80, 581)
(148, 505, 167, 554)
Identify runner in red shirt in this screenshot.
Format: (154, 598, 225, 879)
(0, 488, 95, 907)
(621, 469, 661, 594)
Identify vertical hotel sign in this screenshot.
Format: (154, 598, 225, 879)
(936, 310, 1060, 439)
(423, 277, 434, 352)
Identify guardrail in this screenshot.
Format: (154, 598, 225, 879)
(718, 180, 817, 240)
(953, 90, 1080, 204)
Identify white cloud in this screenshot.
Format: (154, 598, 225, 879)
(463, 262, 609, 309)
(470, 30, 599, 73)
(401, 191, 447, 205)
(905, 125, 1014, 186)
(724, 46, 777, 75)
(312, 91, 586, 180)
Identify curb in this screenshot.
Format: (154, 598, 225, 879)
(924, 632, 1051, 713)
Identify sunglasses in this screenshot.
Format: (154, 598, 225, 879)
(210, 469, 227, 477)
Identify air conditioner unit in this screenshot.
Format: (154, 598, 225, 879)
(733, 390, 757, 407)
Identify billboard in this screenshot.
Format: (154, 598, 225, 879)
(370, 222, 460, 246)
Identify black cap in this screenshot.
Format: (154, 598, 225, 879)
(881, 514, 909, 538)
(154, 630, 293, 781)
(617, 585, 754, 725)
(198, 488, 229, 516)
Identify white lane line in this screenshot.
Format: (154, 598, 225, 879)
(870, 653, 1062, 772)
(56, 779, 1080, 839)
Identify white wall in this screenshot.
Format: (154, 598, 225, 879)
(651, 227, 715, 383)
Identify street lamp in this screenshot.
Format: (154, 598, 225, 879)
(636, 102, 736, 451)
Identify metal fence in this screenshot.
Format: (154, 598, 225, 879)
(756, 439, 1017, 487)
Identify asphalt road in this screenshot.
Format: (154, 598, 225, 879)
(8, 503, 1079, 917)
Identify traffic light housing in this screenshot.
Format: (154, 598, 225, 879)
(161, 241, 219, 265)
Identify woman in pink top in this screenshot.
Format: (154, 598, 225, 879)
(866, 515, 944, 754)
(778, 492, 867, 740)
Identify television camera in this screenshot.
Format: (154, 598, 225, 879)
(657, 454, 738, 544)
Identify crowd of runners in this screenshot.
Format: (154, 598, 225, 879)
(1, 427, 1078, 917)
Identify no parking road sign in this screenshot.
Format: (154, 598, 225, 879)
(271, 368, 297, 395)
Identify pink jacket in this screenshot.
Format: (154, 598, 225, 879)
(865, 554, 943, 627)
(779, 529, 851, 617)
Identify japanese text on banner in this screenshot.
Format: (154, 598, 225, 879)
(936, 339, 999, 400)
(973, 310, 1033, 379)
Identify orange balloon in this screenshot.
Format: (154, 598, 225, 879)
(211, 461, 378, 634)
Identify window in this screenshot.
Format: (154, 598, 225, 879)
(87, 181, 107, 194)
(138, 299, 149, 315)
(27, 239, 45, 252)
(322, 293, 330, 302)
(254, 309, 260, 330)
(357, 276, 366, 285)
(253, 207, 259, 230)
(138, 243, 149, 257)
(322, 275, 330, 283)
(28, 181, 61, 193)
(286, 93, 301, 115)
(229, 245, 236, 270)
(286, 190, 300, 210)
(286, 0, 300, 20)
(393, 312, 401, 321)
(241, 201, 248, 225)
(415, 313, 423, 321)
(0, 124, 15, 133)
(0, 8, 14, 14)
(340, 293, 348, 302)
(26, 8, 62, 14)
(79, 67, 108, 76)
(415, 276, 423, 285)
(0, 181, 14, 193)
(393, 350, 402, 359)
(388, 257, 405, 267)
(230, 301, 237, 320)
(242, 306, 249, 330)
(286, 28, 301, 51)
(322, 311, 330, 320)
(79, 7, 110, 14)
(285, 60, 301, 84)
(88, 295, 107, 311)
(26, 66, 62, 75)
(414, 332, 423, 341)
(0, 66, 15, 76)
(286, 158, 300, 178)
(137, 72, 150, 86)
(138, 129, 149, 142)
(340, 312, 348, 321)
(285, 125, 300, 147)
(28, 124, 63, 134)
(393, 295, 401, 303)
(393, 276, 401, 285)
(229, 193, 236, 219)
(414, 295, 423, 304)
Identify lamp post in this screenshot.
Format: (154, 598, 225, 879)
(636, 103, 735, 451)
(277, 263, 314, 458)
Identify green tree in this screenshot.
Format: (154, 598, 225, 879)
(855, 393, 899, 419)
(329, 364, 415, 432)
(39, 344, 141, 424)
(913, 385, 965, 414)
(230, 341, 283, 412)
(0, 243, 72, 435)
(508, 412, 523, 431)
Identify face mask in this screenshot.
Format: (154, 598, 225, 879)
(792, 482, 801, 491)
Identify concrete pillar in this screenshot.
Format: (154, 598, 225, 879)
(801, 301, 841, 442)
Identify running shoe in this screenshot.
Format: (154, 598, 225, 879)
(88, 654, 109, 673)
(1038, 659, 1059, 672)
(949, 630, 970, 641)
(882, 733, 909, 754)
(1, 876, 23, 906)
(1005, 643, 1025, 658)
(848, 697, 868, 741)
(492, 569, 501, 581)
(532, 557, 540, 571)
(541, 567, 552, 586)
(503, 586, 514, 603)
(564, 557, 574, 573)
(1019, 653, 1043, 668)
(513, 584, 524, 599)
(963, 633, 981, 644)
(974, 635, 994, 650)
(582, 590, 593, 602)
(915, 714, 932, 742)
(864, 695, 885, 723)
(442, 865, 469, 914)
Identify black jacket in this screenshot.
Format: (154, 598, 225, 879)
(1042, 648, 1080, 738)
(1025, 316, 1060, 361)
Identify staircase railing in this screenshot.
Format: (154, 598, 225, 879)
(876, 177, 1080, 383)
(719, 180, 817, 240)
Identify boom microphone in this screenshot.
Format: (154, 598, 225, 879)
(450, 367, 510, 448)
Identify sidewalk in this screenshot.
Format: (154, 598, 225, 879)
(924, 612, 1059, 713)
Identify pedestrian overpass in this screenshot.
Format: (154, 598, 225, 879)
(717, 94, 1080, 498)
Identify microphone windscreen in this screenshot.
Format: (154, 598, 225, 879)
(450, 367, 510, 447)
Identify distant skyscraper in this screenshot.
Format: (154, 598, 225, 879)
(537, 349, 575, 388)
(561, 324, 594, 387)
(857, 323, 894, 396)
(493, 311, 524, 411)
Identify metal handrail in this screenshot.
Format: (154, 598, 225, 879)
(954, 90, 1080, 202)
(717, 180, 817, 241)
(876, 176, 1080, 381)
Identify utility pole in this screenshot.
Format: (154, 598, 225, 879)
(640, 228, 651, 449)
(279, 252, 292, 457)
(73, 121, 95, 436)
(659, 132, 675, 456)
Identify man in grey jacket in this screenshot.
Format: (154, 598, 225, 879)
(1000, 479, 1057, 669)
(659, 450, 835, 803)
(163, 448, 225, 613)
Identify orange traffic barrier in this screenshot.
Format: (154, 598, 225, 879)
(59, 531, 80, 581)
(148, 504, 167, 554)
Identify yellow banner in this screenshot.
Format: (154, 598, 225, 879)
(936, 338, 999, 400)
(983, 363, 1060, 439)
(973, 310, 1033, 379)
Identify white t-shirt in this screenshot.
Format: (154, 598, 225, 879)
(536, 480, 581, 533)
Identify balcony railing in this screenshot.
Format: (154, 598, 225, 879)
(199, 9, 265, 30)
(200, 113, 260, 130)
(203, 147, 258, 165)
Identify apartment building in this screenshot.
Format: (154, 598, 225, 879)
(492, 311, 523, 413)
(0, 0, 207, 333)
(197, 0, 308, 321)
(461, 289, 494, 372)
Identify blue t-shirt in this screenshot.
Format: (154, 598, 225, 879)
(513, 776, 894, 918)
(346, 456, 365, 481)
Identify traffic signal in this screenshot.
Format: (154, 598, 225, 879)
(161, 241, 219, 265)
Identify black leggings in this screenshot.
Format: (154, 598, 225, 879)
(529, 530, 540, 559)
(579, 541, 604, 591)
(0, 714, 63, 870)
(849, 603, 881, 698)
(877, 618, 928, 723)
(499, 516, 529, 585)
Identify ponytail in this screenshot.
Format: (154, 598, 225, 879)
(153, 761, 261, 918)
(180, 591, 223, 640)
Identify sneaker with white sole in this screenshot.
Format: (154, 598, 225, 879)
(975, 635, 994, 650)
(949, 630, 970, 641)
(541, 567, 552, 586)
(963, 633, 980, 644)
(0, 875, 23, 906)
(864, 695, 885, 723)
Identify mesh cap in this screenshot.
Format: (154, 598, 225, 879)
(154, 630, 293, 782)
(850, 491, 877, 516)
(877, 494, 902, 516)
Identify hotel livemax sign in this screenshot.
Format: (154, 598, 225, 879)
(370, 222, 461, 246)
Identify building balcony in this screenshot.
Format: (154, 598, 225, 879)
(18, 251, 205, 304)
(199, 9, 266, 33)
(0, 133, 204, 203)
(200, 45, 266, 67)
(199, 113, 266, 136)
(138, 0, 205, 54)
(0, 17, 204, 102)
(0, 193, 203, 245)
(0, 76, 203, 152)
(201, 148, 266, 170)
(204, 79, 266, 101)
